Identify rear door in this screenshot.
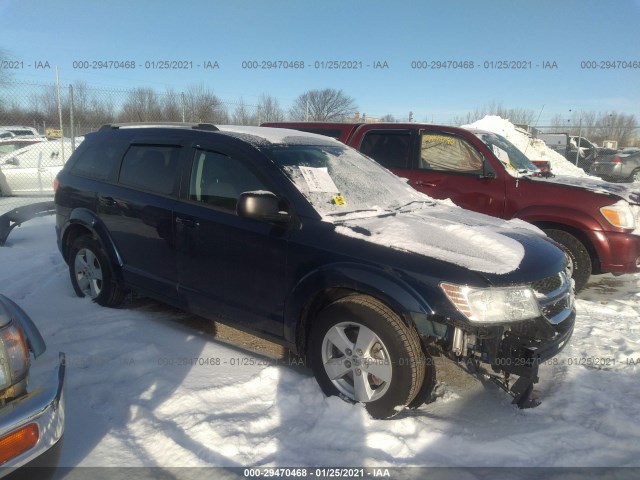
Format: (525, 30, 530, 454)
(174, 141, 288, 336)
(98, 140, 183, 301)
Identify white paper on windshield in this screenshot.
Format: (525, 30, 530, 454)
(492, 145, 511, 164)
(299, 166, 339, 193)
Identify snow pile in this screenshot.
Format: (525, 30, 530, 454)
(462, 116, 590, 178)
(2, 217, 640, 468)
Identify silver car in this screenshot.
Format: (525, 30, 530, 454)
(0, 294, 65, 476)
(590, 150, 640, 182)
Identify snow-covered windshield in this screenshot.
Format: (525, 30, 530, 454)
(475, 132, 539, 172)
(266, 145, 429, 219)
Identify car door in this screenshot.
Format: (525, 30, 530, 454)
(0, 146, 43, 194)
(97, 141, 183, 301)
(358, 129, 505, 217)
(174, 142, 288, 337)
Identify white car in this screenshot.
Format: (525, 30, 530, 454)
(0, 126, 43, 138)
(0, 139, 83, 196)
(0, 137, 48, 156)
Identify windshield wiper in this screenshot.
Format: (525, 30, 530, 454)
(326, 208, 381, 218)
(394, 200, 435, 212)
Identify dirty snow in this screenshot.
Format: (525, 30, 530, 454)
(2, 216, 639, 473)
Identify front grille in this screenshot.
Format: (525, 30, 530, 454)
(531, 274, 562, 295)
(531, 272, 574, 325)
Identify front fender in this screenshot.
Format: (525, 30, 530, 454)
(60, 208, 124, 281)
(284, 262, 442, 349)
(514, 205, 604, 236)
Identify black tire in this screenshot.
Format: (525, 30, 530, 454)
(309, 295, 425, 419)
(407, 347, 437, 409)
(68, 236, 125, 307)
(544, 229, 592, 293)
(631, 169, 640, 183)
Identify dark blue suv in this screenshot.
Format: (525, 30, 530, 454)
(54, 123, 574, 418)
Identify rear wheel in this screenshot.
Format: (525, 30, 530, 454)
(68, 236, 125, 307)
(544, 229, 592, 293)
(309, 295, 425, 419)
(631, 169, 640, 183)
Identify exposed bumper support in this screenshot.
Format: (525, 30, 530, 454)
(0, 201, 56, 246)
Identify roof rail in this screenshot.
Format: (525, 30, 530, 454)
(99, 122, 219, 131)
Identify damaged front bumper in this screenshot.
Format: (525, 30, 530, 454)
(492, 311, 575, 407)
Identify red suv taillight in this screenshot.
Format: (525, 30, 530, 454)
(53, 177, 59, 192)
(611, 156, 623, 163)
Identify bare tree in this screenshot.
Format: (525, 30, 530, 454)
(231, 99, 257, 125)
(161, 88, 182, 122)
(256, 94, 284, 123)
(289, 88, 357, 121)
(380, 114, 397, 122)
(120, 87, 162, 122)
(594, 112, 637, 146)
(183, 84, 228, 123)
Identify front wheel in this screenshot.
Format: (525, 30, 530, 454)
(309, 295, 425, 419)
(68, 236, 125, 307)
(544, 229, 592, 293)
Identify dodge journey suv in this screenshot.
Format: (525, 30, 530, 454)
(54, 123, 575, 418)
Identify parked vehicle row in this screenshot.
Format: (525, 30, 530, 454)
(54, 123, 575, 419)
(263, 122, 640, 293)
(538, 133, 599, 173)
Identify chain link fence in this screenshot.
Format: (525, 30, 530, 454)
(0, 80, 262, 220)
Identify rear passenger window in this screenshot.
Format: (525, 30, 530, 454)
(71, 143, 119, 180)
(360, 132, 412, 168)
(118, 145, 181, 195)
(189, 150, 267, 212)
(420, 133, 483, 174)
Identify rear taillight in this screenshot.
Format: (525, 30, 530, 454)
(611, 156, 623, 163)
(53, 177, 59, 192)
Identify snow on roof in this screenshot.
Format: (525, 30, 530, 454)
(217, 125, 342, 146)
(462, 115, 590, 178)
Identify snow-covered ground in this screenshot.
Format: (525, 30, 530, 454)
(2, 217, 639, 471)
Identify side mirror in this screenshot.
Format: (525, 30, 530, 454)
(479, 160, 496, 179)
(237, 191, 291, 224)
(4, 158, 18, 166)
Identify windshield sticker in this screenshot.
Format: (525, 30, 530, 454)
(299, 166, 339, 193)
(422, 134, 455, 146)
(492, 145, 513, 167)
(333, 195, 346, 206)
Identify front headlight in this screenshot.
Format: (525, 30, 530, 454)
(600, 200, 636, 229)
(441, 283, 540, 323)
(0, 323, 30, 391)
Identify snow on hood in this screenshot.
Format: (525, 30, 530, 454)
(334, 204, 544, 275)
(462, 115, 591, 178)
(532, 174, 640, 204)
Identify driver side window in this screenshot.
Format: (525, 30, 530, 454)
(189, 149, 268, 212)
(420, 133, 483, 174)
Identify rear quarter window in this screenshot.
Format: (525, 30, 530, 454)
(70, 143, 120, 180)
(118, 145, 181, 195)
